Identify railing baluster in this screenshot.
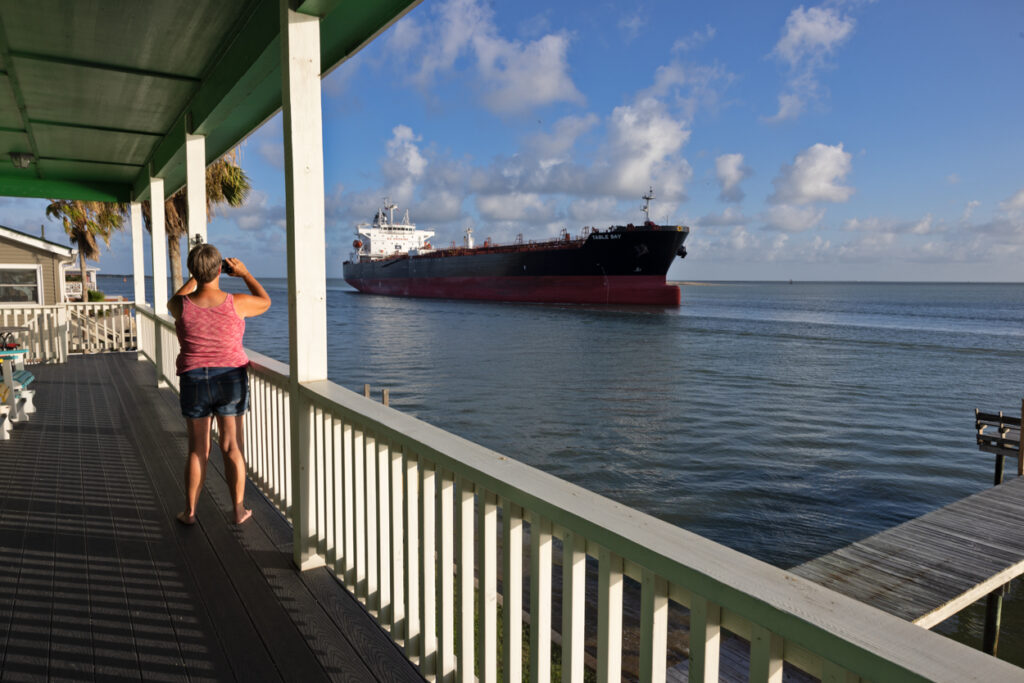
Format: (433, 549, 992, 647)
(404, 451, 421, 662)
(561, 529, 586, 683)
(251, 375, 262, 490)
(277, 384, 288, 512)
(457, 478, 475, 683)
(639, 569, 668, 683)
(322, 409, 336, 564)
(266, 379, 275, 498)
(390, 445, 405, 641)
(354, 427, 367, 599)
(478, 490, 498, 683)
(597, 546, 623, 683)
(343, 420, 356, 587)
(502, 499, 523, 683)
(331, 416, 344, 575)
(314, 406, 326, 556)
(377, 438, 392, 625)
(439, 469, 456, 681)
(750, 624, 784, 683)
(529, 513, 552, 683)
(420, 459, 438, 677)
(689, 594, 721, 683)
(365, 432, 379, 612)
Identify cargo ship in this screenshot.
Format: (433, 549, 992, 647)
(342, 189, 689, 305)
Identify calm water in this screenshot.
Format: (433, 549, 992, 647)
(102, 275, 1024, 665)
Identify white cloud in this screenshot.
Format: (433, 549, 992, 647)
(241, 114, 284, 169)
(599, 97, 692, 199)
(673, 25, 716, 53)
(715, 153, 752, 203)
(769, 143, 853, 205)
(909, 215, 935, 235)
(947, 173, 961, 185)
(380, 125, 428, 205)
(384, 125, 427, 179)
(220, 191, 286, 233)
(643, 61, 734, 122)
(523, 114, 598, 163)
(764, 204, 825, 232)
(1000, 188, 1024, 213)
(697, 207, 747, 228)
(766, 4, 856, 122)
(618, 14, 646, 43)
(393, 0, 583, 115)
(476, 192, 556, 222)
(772, 5, 855, 65)
(842, 214, 945, 236)
(962, 200, 980, 222)
(475, 32, 584, 114)
(568, 197, 619, 223)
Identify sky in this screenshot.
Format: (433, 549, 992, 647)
(3, 0, 1024, 281)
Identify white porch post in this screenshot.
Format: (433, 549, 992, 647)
(130, 201, 146, 306)
(150, 177, 168, 315)
(150, 176, 169, 387)
(185, 133, 207, 247)
(281, 1, 328, 571)
(130, 200, 147, 362)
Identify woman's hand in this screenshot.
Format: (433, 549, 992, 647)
(223, 257, 249, 278)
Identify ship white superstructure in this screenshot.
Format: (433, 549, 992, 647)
(351, 201, 434, 262)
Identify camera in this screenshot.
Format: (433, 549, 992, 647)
(222, 259, 234, 275)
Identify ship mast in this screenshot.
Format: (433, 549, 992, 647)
(641, 187, 655, 223)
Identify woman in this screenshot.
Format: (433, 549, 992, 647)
(168, 243, 271, 525)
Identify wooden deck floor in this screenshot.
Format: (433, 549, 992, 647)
(0, 353, 423, 682)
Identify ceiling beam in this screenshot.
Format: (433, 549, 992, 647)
(294, 0, 345, 17)
(37, 156, 143, 168)
(27, 119, 163, 138)
(0, 175, 130, 202)
(8, 51, 200, 83)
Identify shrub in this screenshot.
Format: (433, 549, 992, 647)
(87, 289, 105, 302)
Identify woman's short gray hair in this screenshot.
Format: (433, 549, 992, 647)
(187, 243, 223, 284)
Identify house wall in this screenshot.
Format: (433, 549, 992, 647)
(0, 240, 71, 306)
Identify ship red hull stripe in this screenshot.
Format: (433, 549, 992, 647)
(346, 275, 681, 305)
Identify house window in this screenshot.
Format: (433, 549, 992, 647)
(0, 266, 42, 304)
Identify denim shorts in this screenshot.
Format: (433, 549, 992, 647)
(178, 366, 249, 418)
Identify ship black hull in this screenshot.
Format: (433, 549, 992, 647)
(343, 227, 688, 305)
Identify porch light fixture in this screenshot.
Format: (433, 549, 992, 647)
(10, 152, 34, 169)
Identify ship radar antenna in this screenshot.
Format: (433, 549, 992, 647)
(641, 186, 655, 222)
(381, 197, 398, 224)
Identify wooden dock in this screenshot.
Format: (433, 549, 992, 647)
(790, 475, 1024, 629)
(669, 464, 1024, 680)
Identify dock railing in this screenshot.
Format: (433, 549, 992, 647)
(1, 301, 137, 363)
(134, 305, 1021, 683)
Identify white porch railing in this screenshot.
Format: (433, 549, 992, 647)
(134, 306, 1021, 683)
(1, 302, 137, 363)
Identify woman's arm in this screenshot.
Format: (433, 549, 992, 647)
(167, 277, 197, 320)
(224, 258, 271, 318)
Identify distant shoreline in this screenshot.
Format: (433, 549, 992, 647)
(99, 275, 1022, 286)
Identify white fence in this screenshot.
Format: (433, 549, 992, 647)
(134, 306, 1021, 683)
(1, 302, 136, 363)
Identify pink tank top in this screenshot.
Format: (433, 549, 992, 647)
(175, 293, 248, 374)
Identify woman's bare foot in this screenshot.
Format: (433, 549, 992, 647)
(176, 511, 196, 525)
(234, 508, 252, 525)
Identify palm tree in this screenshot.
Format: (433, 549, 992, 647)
(45, 200, 126, 302)
(144, 149, 252, 291)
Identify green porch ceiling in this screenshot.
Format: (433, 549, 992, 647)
(0, 0, 423, 203)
